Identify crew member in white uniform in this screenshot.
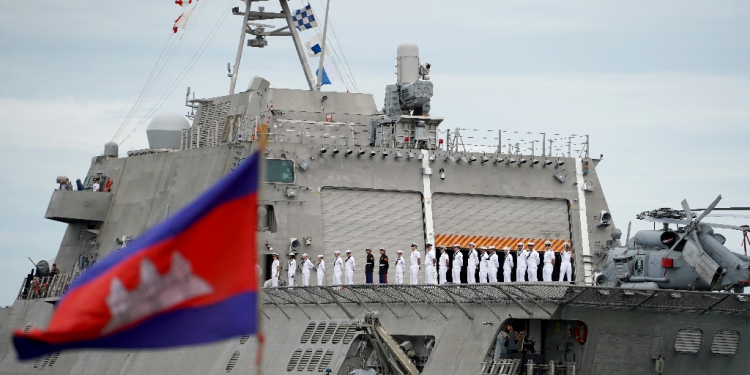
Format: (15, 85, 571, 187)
(424, 243, 435, 285)
(316, 255, 326, 286)
(542, 241, 556, 282)
(516, 242, 527, 282)
(287, 253, 297, 287)
(345, 250, 355, 285)
(478, 246, 489, 283)
(271, 253, 280, 287)
(467, 242, 478, 284)
(559, 242, 574, 282)
(395, 250, 405, 284)
(452, 244, 463, 284)
(438, 246, 449, 284)
(301, 253, 314, 286)
(333, 251, 343, 287)
(526, 242, 540, 282)
(501, 247, 513, 282)
(410, 244, 421, 284)
(487, 246, 499, 282)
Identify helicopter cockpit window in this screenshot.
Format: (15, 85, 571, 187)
(265, 159, 295, 183)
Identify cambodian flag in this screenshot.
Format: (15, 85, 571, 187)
(13, 151, 261, 360)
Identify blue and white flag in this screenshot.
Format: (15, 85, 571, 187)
(292, 4, 318, 31)
(315, 63, 342, 86)
(305, 34, 330, 57)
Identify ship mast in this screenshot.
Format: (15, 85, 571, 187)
(227, 0, 317, 95)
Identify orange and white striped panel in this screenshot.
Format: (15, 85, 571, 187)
(435, 234, 570, 252)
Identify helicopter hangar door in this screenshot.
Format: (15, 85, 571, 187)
(432, 194, 571, 249)
(320, 188, 425, 284)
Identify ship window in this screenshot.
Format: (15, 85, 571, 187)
(300, 321, 316, 344)
(287, 349, 302, 371)
(675, 328, 702, 354)
(266, 159, 295, 183)
(711, 330, 740, 356)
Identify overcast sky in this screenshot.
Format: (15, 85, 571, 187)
(0, 0, 749, 305)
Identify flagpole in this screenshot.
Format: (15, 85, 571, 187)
(254, 134, 267, 375)
(315, 0, 332, 91)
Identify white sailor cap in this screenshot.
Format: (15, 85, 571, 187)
(411, 242, 418, 247)
(527, 242, 535, 246)
(563, 242, 571, 248)
(272, 252, 279, 257)
(288, 252, 296, 256)
(365, 246, 371, 250)
(425, 243, 433, 247)
(334, 250, 341, 254)
(517, 242, 525, 246)
(503, 247, 510, 251)
(488, 246, 495, 250)
(345, 249, 352, 253)
(545, 241, 553, 246)
(380, 247, 385, 250)
(302, 253, 308, 257)
(480, 246, 487, 250)
(469, 242, 475, 246)
(397, 250, 403, 254)
(318, 254, 324, 258)
(453, 244, 461, 248)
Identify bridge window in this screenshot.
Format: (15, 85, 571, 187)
(266, 159, 295, 183)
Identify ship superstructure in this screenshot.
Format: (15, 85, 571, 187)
(1, 1, 749, 374)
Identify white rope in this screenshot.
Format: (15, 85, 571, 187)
(118, 0, 234, 145)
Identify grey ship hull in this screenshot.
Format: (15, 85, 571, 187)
(2, 284, 749, 374)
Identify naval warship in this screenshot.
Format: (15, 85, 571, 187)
(2, 1, 749, 374)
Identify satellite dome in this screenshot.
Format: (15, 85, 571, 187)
(146, 112, 190, 149)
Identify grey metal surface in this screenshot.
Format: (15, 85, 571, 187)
(320, 188, 425, 284)
(45, 190, 113, 223)
(432, 193, 571, 241)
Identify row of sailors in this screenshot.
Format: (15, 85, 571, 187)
(268, 241, 574, 287)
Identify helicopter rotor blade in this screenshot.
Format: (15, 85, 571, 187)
(668, 232, 688, 253)
(701, 222, 750, 231)
(681, 231, 721, 286)
(642, 217, 690, 225)
(681, 199, 694, 222)
(696, 195, 722, 223)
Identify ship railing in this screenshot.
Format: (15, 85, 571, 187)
(261, 283, 750, 316)
(17, 272, 82, 300)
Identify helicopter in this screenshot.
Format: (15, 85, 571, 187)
(596, 195, 750, 292)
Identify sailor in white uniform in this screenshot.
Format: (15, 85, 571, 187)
(487, 246, 499, 282)
(467, 242, 478, 284)
(333, 251, 343, 287)
(395, 250, 405, 284)
(271, 253, 280, 287)
(478, 246, 489, 283)
(345, 250, 355, 285)
(526, 242, 540, 282)
(424, 243, 435, 285)
(410, 244, 421, 284)
(502, 247, 513, 282)
(287, 253, 297, 287)
(316, 255, 326, 285)
(452, 244, 463, 284)
(516, 242, 527, 282)
(559, 242, 574, 282)
(542, 241, 556, 282)
(438, 246, 449, 284)
(301, 253, 314, 286)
